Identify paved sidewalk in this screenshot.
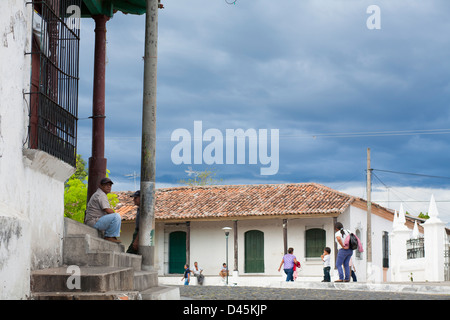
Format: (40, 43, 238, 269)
(272, 280, 450, 295)
(176, 281, 450, 300)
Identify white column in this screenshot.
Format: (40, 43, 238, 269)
(390, 206, 411, 282)
(423, 195, 445, 282)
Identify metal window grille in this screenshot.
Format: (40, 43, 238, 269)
(382, 231, 389, 268)
(406, 237, 425, 260)
(28, 0, 80, 166)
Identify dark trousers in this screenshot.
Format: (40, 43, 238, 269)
(323, 266, 331, 282)
(351, 270, 357, 282)
(284, 268, 294, 281)
(126, 229, 139, 254)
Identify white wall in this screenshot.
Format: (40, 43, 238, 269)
(155, 217, 338, 278)
(348, 205, 398, 282)
(0, 0, 74, 299)
(152, 205, 403, 283)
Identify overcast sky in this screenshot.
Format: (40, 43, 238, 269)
(76, 0, 450, 224)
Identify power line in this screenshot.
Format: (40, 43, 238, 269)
(78, 128, 450, 141)
(282, 128, 450, 139)
(372, 169, 450, 180)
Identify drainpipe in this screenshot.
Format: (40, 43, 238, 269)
(87, 15, 109, 203)
(139, 0, 158, 271)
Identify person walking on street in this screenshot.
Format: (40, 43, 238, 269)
(321, 247, 331, 282)
(335, 222, 352, 282)
(182, 264, 190, 285)
(278, 247, 299, 282)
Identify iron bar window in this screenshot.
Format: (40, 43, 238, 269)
(28, 0, 80, 166)
(382, 231, 389, 268)
(406, 237, 425, 260)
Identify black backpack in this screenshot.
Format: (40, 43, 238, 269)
(348, 233, 359, 250)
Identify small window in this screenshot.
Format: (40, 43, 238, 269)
(382, 231, 389, 268)
(305, 228, 326, 258)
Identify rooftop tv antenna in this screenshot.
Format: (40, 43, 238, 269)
(125, 171, 140, 191)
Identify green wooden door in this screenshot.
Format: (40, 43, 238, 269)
(245, 230, 264, 273)
(169, 231, 186, 274)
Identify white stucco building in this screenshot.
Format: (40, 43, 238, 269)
(0, 0, 78, 299)
(116, 183, 435, 284)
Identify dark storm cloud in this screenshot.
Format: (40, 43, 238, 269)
(77, 0, 450, 194)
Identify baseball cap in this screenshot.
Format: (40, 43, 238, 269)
(100, 177, 114, 185)
(130, 190, 140, 197)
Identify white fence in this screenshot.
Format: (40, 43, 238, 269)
(390, 196, 448, 282)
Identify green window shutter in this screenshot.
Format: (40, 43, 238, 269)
(305, 229, 326, 258)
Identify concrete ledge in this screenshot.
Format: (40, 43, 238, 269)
(22, 149, 75, 182)
(274, 281, 450, 295)
(159, 276, 450, 295)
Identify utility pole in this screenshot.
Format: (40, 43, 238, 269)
(366, 148, 373, 281)
(139, 0, 159, 271)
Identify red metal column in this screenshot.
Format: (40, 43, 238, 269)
(87, 15, 109, 203)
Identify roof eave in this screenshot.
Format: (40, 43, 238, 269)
(81, 0, 146, 18)
(154, 212, 343, 223)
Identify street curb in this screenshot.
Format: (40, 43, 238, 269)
(272, 281, 450, 295)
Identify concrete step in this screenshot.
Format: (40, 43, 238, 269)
(140, 286, 180, 300)
(64, 238, 141, 270)
(134, 270, 159, 292)
(64, 234, 125, 260)
(64, 217, 102, 238)
(57, 218, 179, 299)
(31, 291, 141, 300)
(87, 251, 142, 271)
(31, 266, 134, 293)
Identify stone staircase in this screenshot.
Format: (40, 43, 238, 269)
(30, 218, 179, 300)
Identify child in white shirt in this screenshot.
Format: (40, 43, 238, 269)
(321, 247, 331, 282)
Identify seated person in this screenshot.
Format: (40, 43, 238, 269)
(84, 178, 121, 243)
(219, 263, 229, 279)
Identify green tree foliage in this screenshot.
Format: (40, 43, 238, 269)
(418, 212, 430, 220)
(179, 168, 223, 186)
(64, 155, 119, 223)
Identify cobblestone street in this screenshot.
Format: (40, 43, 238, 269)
(178, 285, 450, 300)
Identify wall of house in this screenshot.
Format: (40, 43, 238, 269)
(152, 204, 402, 283)
(348, 205, 397, 282)
(155, 216, 339, 278)
(0, 1, 74, 299)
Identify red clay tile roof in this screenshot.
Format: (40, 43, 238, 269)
(115, 183, 355, 222)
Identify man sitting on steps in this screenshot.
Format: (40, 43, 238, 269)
(84, 177, 122, 243)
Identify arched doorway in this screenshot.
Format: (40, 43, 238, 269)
(245, 230, 264, 273)
(169, 231, 186, 274)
